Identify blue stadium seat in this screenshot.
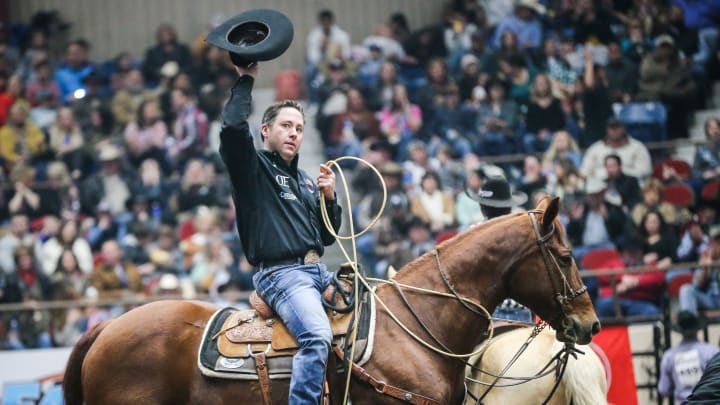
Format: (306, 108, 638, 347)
(612, 102, 667, 143)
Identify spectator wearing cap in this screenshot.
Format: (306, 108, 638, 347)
(457, 54, 482, 103)
(679, 226, 720, 315)
(637, 34, 696, 139)
(659, 310, 720, 403)
(593, 234, 665, 318)
(141, 24, 193, 87)
(567, 177, 628, 260)
(54, 39, 97, 103)
(580, 117, 652, 181)
(80, 143, 133, 216)
(491, 0, 544, 50)
(0, 102, 48, 165)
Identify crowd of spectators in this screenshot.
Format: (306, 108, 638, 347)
(0, 0, 719, 351)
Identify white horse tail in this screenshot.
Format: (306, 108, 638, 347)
(553, 340, 609, 405)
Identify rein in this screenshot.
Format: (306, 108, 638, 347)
(464, 210, 590, 404)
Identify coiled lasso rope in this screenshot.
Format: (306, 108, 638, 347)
(319, 156, 495, 405)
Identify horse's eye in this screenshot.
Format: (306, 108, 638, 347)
(559, 255, 573, 267)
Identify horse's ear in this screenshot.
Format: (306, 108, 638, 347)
(542, 197, 560, 231)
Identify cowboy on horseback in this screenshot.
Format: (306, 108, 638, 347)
(219, 62, 342, 404)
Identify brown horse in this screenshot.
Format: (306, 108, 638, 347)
(63, 197, 600, 404)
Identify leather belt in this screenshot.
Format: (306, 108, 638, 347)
(260, 250, 321, 269)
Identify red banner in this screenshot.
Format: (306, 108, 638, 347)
(590, 325, 638, 405)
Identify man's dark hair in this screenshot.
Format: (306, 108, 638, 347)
(605, 154, 622, 165)
(318, 9, 334, 21)
(260, 100, 304, 141)
(67, 38, 90, 50)
(261, 100, 304, 125)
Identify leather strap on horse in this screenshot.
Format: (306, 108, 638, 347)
(333, 347, 440, 405)
(254, 353, 273, 405)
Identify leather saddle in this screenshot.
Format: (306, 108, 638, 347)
(216, 270, 355, 359)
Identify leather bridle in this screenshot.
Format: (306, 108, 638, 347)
(527, 209, 588, 334)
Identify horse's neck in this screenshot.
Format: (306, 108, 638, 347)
(391, 215, 528, 354)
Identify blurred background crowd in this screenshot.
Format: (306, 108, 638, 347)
(0, 0, 719, 352)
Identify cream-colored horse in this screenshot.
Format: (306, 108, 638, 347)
(468, 326, 608, 405)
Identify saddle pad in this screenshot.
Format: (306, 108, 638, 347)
(197, 307, 293, 380)
(197, 292, 377, 380)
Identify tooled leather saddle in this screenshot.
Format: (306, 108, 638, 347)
(197, 265, 369, 404)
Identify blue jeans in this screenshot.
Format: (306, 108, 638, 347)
(253, 263, 333, 404)
(679, 284, 720, 314)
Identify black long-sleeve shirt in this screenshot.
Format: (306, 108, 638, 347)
(219, 75, 342, 266)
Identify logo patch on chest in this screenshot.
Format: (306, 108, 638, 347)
(279, 191, 297, 201)
(275, 175, 290, 188)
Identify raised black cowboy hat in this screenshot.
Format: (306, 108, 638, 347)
(205, 9, 294, 68)
(672, 310, 707, 333)
(469, 176, 528, 208)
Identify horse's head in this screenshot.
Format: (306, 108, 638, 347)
(506, 196, 600, 344)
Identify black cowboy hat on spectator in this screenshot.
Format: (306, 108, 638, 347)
(672, 310, 707, 333)
(469, 176, 528, 208)
(205, 9, 294, 68)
